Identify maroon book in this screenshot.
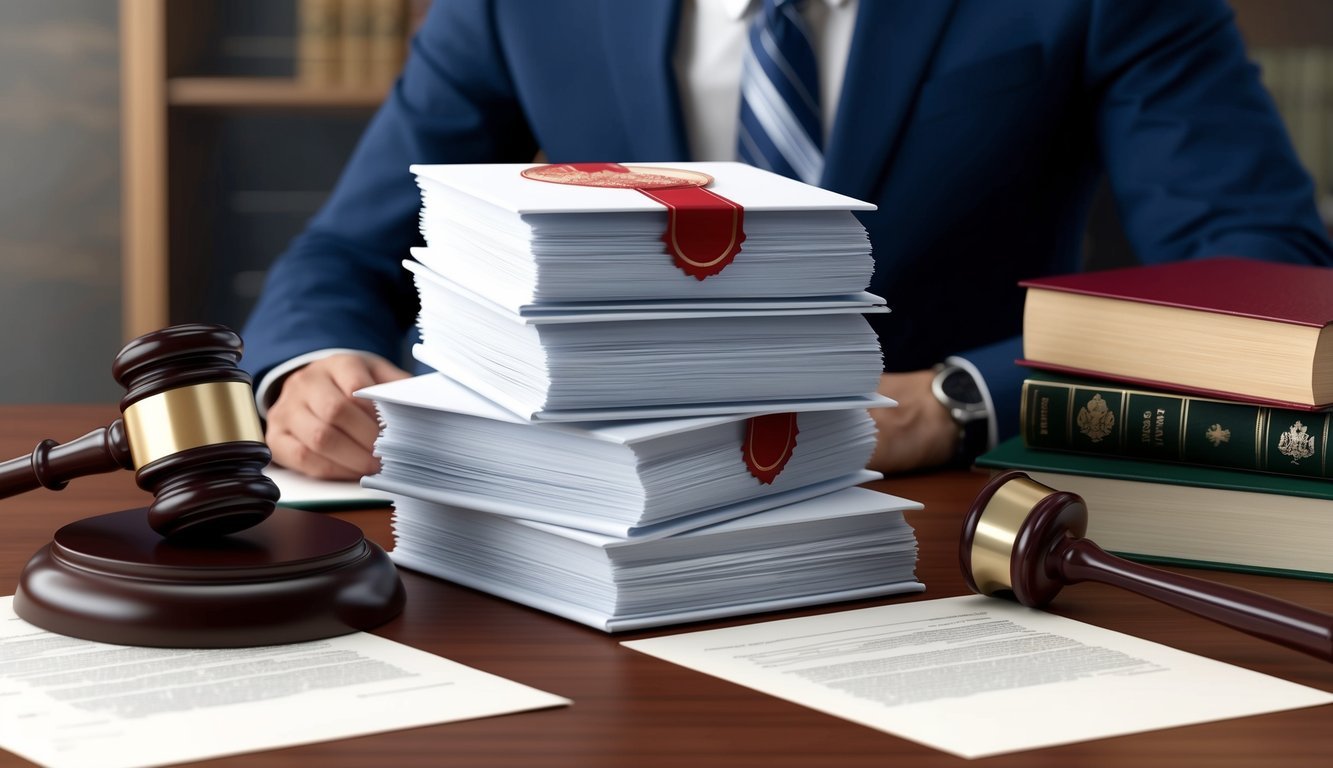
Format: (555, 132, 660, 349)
(1019, 257, 1333, 327)
(1018, 257, 1333, 409)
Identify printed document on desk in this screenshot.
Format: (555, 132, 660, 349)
(265, 466, 391, 509)
(0, 597, 569, 768)
(623, 595, 1333, 758)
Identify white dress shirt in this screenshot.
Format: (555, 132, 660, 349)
(675, 0, 858, 162)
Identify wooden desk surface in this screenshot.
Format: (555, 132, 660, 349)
(1, 404, 1330, 767)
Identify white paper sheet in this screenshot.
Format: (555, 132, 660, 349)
(387, 486, 924, 632)
(0, 597, 570, 768)
(404, 260, 889, 322)
(410, 161, 877, 214)
(357, 372, 894, 444)
(411, 170, 877, 306)
(410, 249, 881, 317)
(265, 466, 391, 509)
(366, 470, 882, 539)
(408, 345, 892, 422)
(622, 595, 1333, 758)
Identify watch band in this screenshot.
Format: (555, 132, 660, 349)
(931, 362, 991, 467)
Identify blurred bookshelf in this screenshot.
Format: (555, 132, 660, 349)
(166, 77, 388, 108)
(1231, 0, 1333, 229)
(120, 0, 427, 340)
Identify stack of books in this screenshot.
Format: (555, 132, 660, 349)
(979, 257, 1333, 580)
(362, 162, 924, 631)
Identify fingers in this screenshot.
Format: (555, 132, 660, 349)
(325, 355, 391, 420)
(267, 427, 366, 480)
(365, 355, 413, 384)
(327, 354, 412, 419)
(265, 354, 404, 480)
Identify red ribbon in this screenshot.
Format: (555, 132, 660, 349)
(520, 163, 746, 279)
(638, 186, 745, 280)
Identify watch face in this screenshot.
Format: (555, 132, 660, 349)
(941, 369, 982, 405)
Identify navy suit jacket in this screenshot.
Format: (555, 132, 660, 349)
(241, 0, 1333, 438)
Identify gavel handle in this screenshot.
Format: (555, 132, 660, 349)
(1058, 538, 1333, 662)
(0, 420, 135, 499)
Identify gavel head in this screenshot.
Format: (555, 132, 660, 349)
(113, 323, 279, 539)
(959, 470, 1089, 608)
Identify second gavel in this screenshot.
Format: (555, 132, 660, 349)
(961, 470, 1333, 662)
(0, 323, 279, 538)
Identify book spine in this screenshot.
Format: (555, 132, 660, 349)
(297, 0, 341, 86)
(367, 0, 408, 87)
(340, 0, 373, 86)
(1021, 377, 1333, 479)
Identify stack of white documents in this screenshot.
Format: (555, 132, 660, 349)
(361, 374, 884, 538)
(365, 161, 923, 630)
(412, 161, 875, 304)
(407, 162, 887, 419)
(389, 487, 921, 632)
(409, 271, 885, 420)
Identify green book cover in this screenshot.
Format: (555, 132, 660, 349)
(1020, 373, 1332, 479)
(979, 436, 1333, 502)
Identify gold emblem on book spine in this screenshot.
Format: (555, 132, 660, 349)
(1205, 423, 1231, 447)
(1076, 394, 1115, 442)
(1278, 420, 1315, 465)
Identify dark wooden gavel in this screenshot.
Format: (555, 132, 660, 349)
(0, 323, 279, 538)
(961, 470, 1333, 662)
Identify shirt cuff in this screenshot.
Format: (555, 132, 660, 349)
(253, 348, 388, 418)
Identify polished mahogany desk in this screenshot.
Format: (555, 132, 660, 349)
(1, 405, 1330, 768)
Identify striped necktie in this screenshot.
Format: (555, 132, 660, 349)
(737, 0, 824, 185)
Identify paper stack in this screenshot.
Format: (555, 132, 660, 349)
(363, 374, 885, 538)
(363, 161, 923, 631)
(412, 162, 876, 305)
(387, 487, 919, 632)
(407, 162, 888, 420)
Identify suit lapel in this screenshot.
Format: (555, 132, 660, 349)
(822, 0, 957, 198)
(599, 0, 690, 161)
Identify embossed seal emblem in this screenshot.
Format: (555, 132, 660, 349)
(1278, 420, 1315, 465)
(521, 163, 714, 190)
(743, 413, 799, 484)
(1205, 423, 1231, 447)
(1076, 393, 1115, 443)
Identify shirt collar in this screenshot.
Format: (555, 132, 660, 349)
(721, 0, 851, 22)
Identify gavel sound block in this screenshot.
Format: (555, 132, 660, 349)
(961, 470, 1333, 662)
(3, 324, 404, 647)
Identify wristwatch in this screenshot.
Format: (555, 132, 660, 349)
(931, 362, 990, 467)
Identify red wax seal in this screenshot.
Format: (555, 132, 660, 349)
(520, 163, 746, 280)
(743, 413, 799, 484)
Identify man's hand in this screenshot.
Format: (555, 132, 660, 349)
(868, 370, 957, 474)
(265, 353, 411, 480)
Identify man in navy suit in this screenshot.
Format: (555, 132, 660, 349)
(242, 0, 1333, 480)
